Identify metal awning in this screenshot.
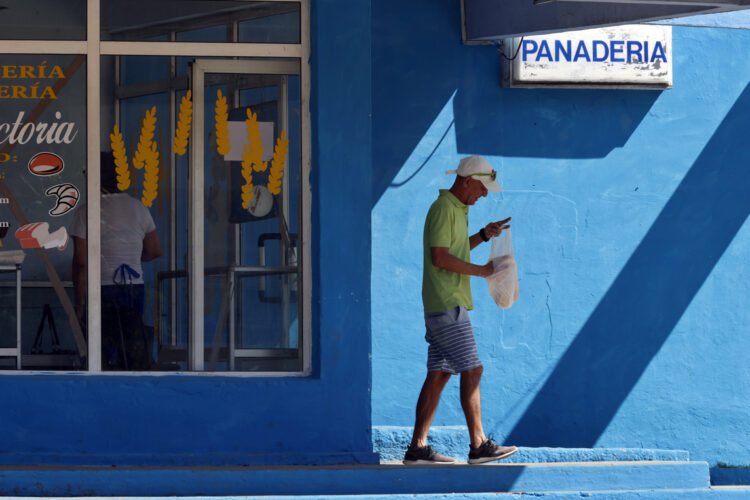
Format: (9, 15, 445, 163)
(463, 0, 750, 41)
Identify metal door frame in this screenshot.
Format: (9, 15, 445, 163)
(190, 58, 308, 373)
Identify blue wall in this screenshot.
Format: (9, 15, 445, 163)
(0, 0, 376, 466)
(372, 1, 750, 467)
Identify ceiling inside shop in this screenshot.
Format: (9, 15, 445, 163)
(102, 0, 297, 39)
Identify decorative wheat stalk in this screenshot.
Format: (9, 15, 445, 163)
(129, 134, 137, 196)
(141, 142, 160, 208)
(173, 90, 192, 156)
(242, 158, 253, 210)
(267, 130, 289, 196)
(133, 106, 157, 170)
(240, 143, 254, 210)
(215, 89, 231, 156)
(158, 129, 164, 217)
(245, 109, 267, 172)
(110, 124, 131, 191)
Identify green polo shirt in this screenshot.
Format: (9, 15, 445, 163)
(422, 189, 473, 313)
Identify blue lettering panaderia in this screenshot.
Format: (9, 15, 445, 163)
(555, 40, 571, 62)
(522, 39, 538, 61)
(592, 40, 608, 62)
(610, 40, 625, 62)
(536, 40, 553, 61)
(522, 38, 668, 63)
(574, 41, 590, 62)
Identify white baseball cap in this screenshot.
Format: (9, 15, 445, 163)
(446, 155, 502, 192)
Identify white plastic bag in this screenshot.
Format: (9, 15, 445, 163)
(487, 229, 519, 309)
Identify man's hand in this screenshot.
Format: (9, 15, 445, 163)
(480, 261, 495, 278)
(484, 217, 511, 238)
(470, 217, 512, 250)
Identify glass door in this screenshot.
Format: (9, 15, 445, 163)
(188, 59, 302, 372)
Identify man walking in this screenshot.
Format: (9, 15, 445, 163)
(403, 155, 517, 465)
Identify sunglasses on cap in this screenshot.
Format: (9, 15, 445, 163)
(471, 170, 497, 182)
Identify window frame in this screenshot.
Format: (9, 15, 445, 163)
(0, 0, 311, 376)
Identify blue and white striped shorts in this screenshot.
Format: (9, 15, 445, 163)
(424, 306, 482, 374)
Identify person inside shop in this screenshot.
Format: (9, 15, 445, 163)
(403, 155, 517, 465)
(70, 152, 162, 370)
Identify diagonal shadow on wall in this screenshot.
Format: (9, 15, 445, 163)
(371, 0, 658, 208)
(505, 83, 750, 447)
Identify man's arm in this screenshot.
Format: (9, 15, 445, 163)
(431, 247, 494, 278)
(141, 230, 162, 262)
(469, 233, 485, 251)
(72, 236, 87, 324)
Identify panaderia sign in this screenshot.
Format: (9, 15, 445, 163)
(502, 25, 672, 89)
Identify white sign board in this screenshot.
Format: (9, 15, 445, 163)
(224, 121, 274, 162)
(503, 25, 672, 89)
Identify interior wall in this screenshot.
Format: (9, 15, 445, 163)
(372, 0, 750, 467)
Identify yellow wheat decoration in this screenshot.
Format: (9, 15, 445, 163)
(240, 116, 256, 209)
(240, 109, 290, 208)
(245, 109, 267, 172)
(173, 90, 192, 156)
(240, 150, 254, 209)
(215, 90, 231, 156)
(133, 106, 157, 170)
(267, 130, 289, 196)
(141, 141, 160, 207)
(110, 125, 131, 191)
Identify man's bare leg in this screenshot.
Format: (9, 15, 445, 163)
(410, 370, 452, 448)
(460, 365, 486, 448)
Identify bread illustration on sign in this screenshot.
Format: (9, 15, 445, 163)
(45, 183, 80, 216)
(28, 152, 64, 176)
(15, 222, 69, 251)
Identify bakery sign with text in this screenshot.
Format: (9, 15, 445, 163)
(503, 25, 672, 89)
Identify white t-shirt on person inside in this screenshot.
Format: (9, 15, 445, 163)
(70, 192, 156, 285)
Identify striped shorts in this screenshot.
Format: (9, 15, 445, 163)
(424, 306, 482, 374)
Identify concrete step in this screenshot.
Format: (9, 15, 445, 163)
(196, 487, 750, 499)
(159, 487, 750, 499)
(5, 488, 750, 499)
(373, 426, 691, 464)
(0, 460, 710, 497)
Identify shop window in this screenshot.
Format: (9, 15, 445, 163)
(0, 54, 88, 370)
(100, 55, 303, 372)
(0, 1, 86, 40)
(238, 9, 300, 43)
(102, 0, 300, 44)
(0, 0, 308, 374)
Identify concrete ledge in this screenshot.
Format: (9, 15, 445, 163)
(202, 486, 750, 499)
(0, 461, 709, 497)
(6, 488, 747, 500)
(711, 466, 750, 486)
(0, 451, 381, 467)
(374, 426, 691, 463)
(182, 486, 750, 499)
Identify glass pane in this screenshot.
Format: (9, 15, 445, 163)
(238, 8, 299, 44)
(0, 54, 87, 370)
(119, 40, 169, 87)
(102, 55, 184, 371)
(0, 0, 86, 40)
(103, 55, 302, 372)
(176, 26, 226, 43)
(202, 70, 301, 372)
(102, 0, 300, 43)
